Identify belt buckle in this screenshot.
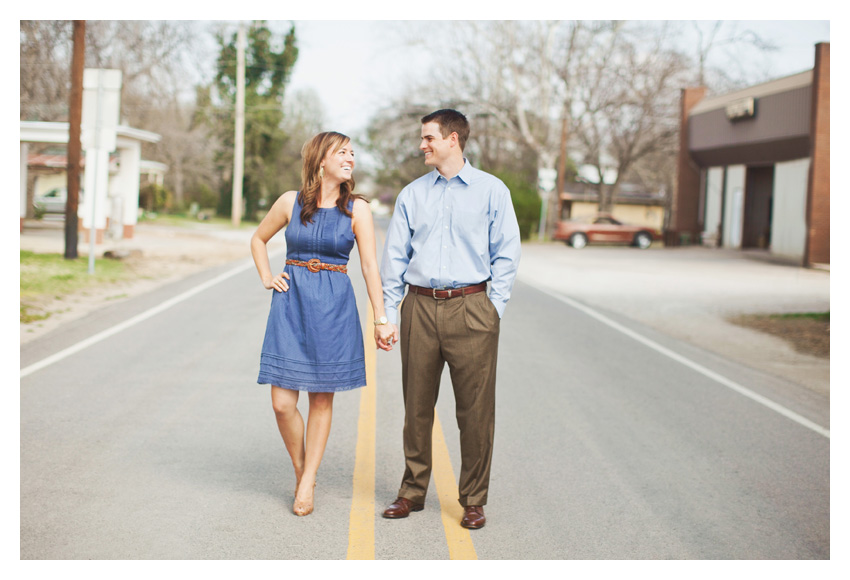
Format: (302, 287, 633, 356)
(432, 288, 451, 300)
(306, 258, 321, 273)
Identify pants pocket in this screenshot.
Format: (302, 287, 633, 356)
(463, 292, 498, 333)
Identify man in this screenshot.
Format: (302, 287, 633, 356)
(374, 109, 521, 529)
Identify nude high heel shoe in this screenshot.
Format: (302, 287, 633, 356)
(293, 481, 316, 516)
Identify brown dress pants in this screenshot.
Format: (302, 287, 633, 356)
(397, 289, 500, 507)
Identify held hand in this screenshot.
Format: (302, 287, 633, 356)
(264, 272, 290, 292)
(375, 323, 399, 351)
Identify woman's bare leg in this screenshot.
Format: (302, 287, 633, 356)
(270, 386, 306, 487)
(293, 392, 335, 515)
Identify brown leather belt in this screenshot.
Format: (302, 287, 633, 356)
(408, 282, 487, 300)
(286, 258, 347, 274)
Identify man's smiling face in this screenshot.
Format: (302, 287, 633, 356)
(419, 121, 455, 169)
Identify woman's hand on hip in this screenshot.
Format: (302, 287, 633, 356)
(264, 272, 290, 292)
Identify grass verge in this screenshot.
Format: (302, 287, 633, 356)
(140, 213, 258, 229)
(771, 312, 829, 323)
(20, 251, 128, 323)
(729, 312, 829, 359)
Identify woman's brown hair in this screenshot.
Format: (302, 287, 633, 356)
(299, 131, 362, 225)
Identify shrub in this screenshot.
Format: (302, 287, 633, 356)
(139, 183, 174, 213)
(32, 202, 47, 220)
(494, 171, 541, 240)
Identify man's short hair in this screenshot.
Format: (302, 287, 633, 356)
(421, 109, 470, 151)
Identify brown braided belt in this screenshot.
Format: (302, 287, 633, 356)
(285, 258, 348, 274)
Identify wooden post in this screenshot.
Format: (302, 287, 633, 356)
(65, 20, 85, 260)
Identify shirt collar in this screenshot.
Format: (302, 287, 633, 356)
(431, 158, 472, 186)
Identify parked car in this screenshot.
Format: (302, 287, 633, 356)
(33, 187, 84, 214)
(553, 214, 661, 249)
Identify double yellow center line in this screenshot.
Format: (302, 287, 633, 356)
(346, 304, 477, 560)
(346, 311, 378, 559)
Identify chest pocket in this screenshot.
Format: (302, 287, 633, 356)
(452, 209, 489, 255)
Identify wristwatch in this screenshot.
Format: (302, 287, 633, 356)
(374, 316, 388, 326)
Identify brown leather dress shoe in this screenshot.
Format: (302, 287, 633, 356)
(460, 505, 486, 529)
(382, 497, 424, 518)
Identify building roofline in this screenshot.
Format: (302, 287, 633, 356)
(689, 70, 814, 116)
(560, 192, 666, 206)
(140, 160, 169, 172)
(28, 152, 166, 172)
(20, 121, 161, 144)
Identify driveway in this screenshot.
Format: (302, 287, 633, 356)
(517, 242, 830, 396)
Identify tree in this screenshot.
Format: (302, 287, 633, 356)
(572, 22, 688, 213)
(151, 86, 218, 211)
(205, 21, 298, 221)
(365, 20, 781, 233)
(391, 21, 629, 234)
(362, 100, 433, 203)
(274, 87, 327, 203)
(20, 20, 72, 121)
(687, 20, 779, 91)
(494, 171, 541, 241)
(573, 21, 778, 214)
(21, 21, 199, 123)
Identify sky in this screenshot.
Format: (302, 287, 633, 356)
(285, 20, 427, 134)
(185, 18, 830, 139)
(281, 19, 830, 135)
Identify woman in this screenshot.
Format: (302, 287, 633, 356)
(251, 132, 393, 516)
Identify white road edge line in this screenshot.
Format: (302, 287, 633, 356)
(533, 285, 830, 439)
(21, 254, 272, 379)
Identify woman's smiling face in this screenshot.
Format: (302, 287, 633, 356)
(322, 140, 355, 181)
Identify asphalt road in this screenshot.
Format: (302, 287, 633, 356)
(20, 237, 830, 560)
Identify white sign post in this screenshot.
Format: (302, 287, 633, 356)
(81, 69, 122, 274)
(537, 168, 557, 242)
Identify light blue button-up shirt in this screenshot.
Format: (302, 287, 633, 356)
(381, 160, 522, 324)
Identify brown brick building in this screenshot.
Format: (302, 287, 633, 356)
(671, 43, 829, 267)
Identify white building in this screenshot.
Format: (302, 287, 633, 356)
(20, 121, 164, 241)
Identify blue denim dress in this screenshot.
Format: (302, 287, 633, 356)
(257, 194, 366, 392)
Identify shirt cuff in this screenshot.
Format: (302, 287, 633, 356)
(386, 306, 399, 325)
(490, 296, 506, 319)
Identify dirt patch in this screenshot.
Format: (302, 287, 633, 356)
(729, 313, 830, 359)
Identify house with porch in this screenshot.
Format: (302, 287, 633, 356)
(20, 121, 165, 241)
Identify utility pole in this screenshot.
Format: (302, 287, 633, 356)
(231, 22, 246, 228)
(65, 20, 85, 260)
